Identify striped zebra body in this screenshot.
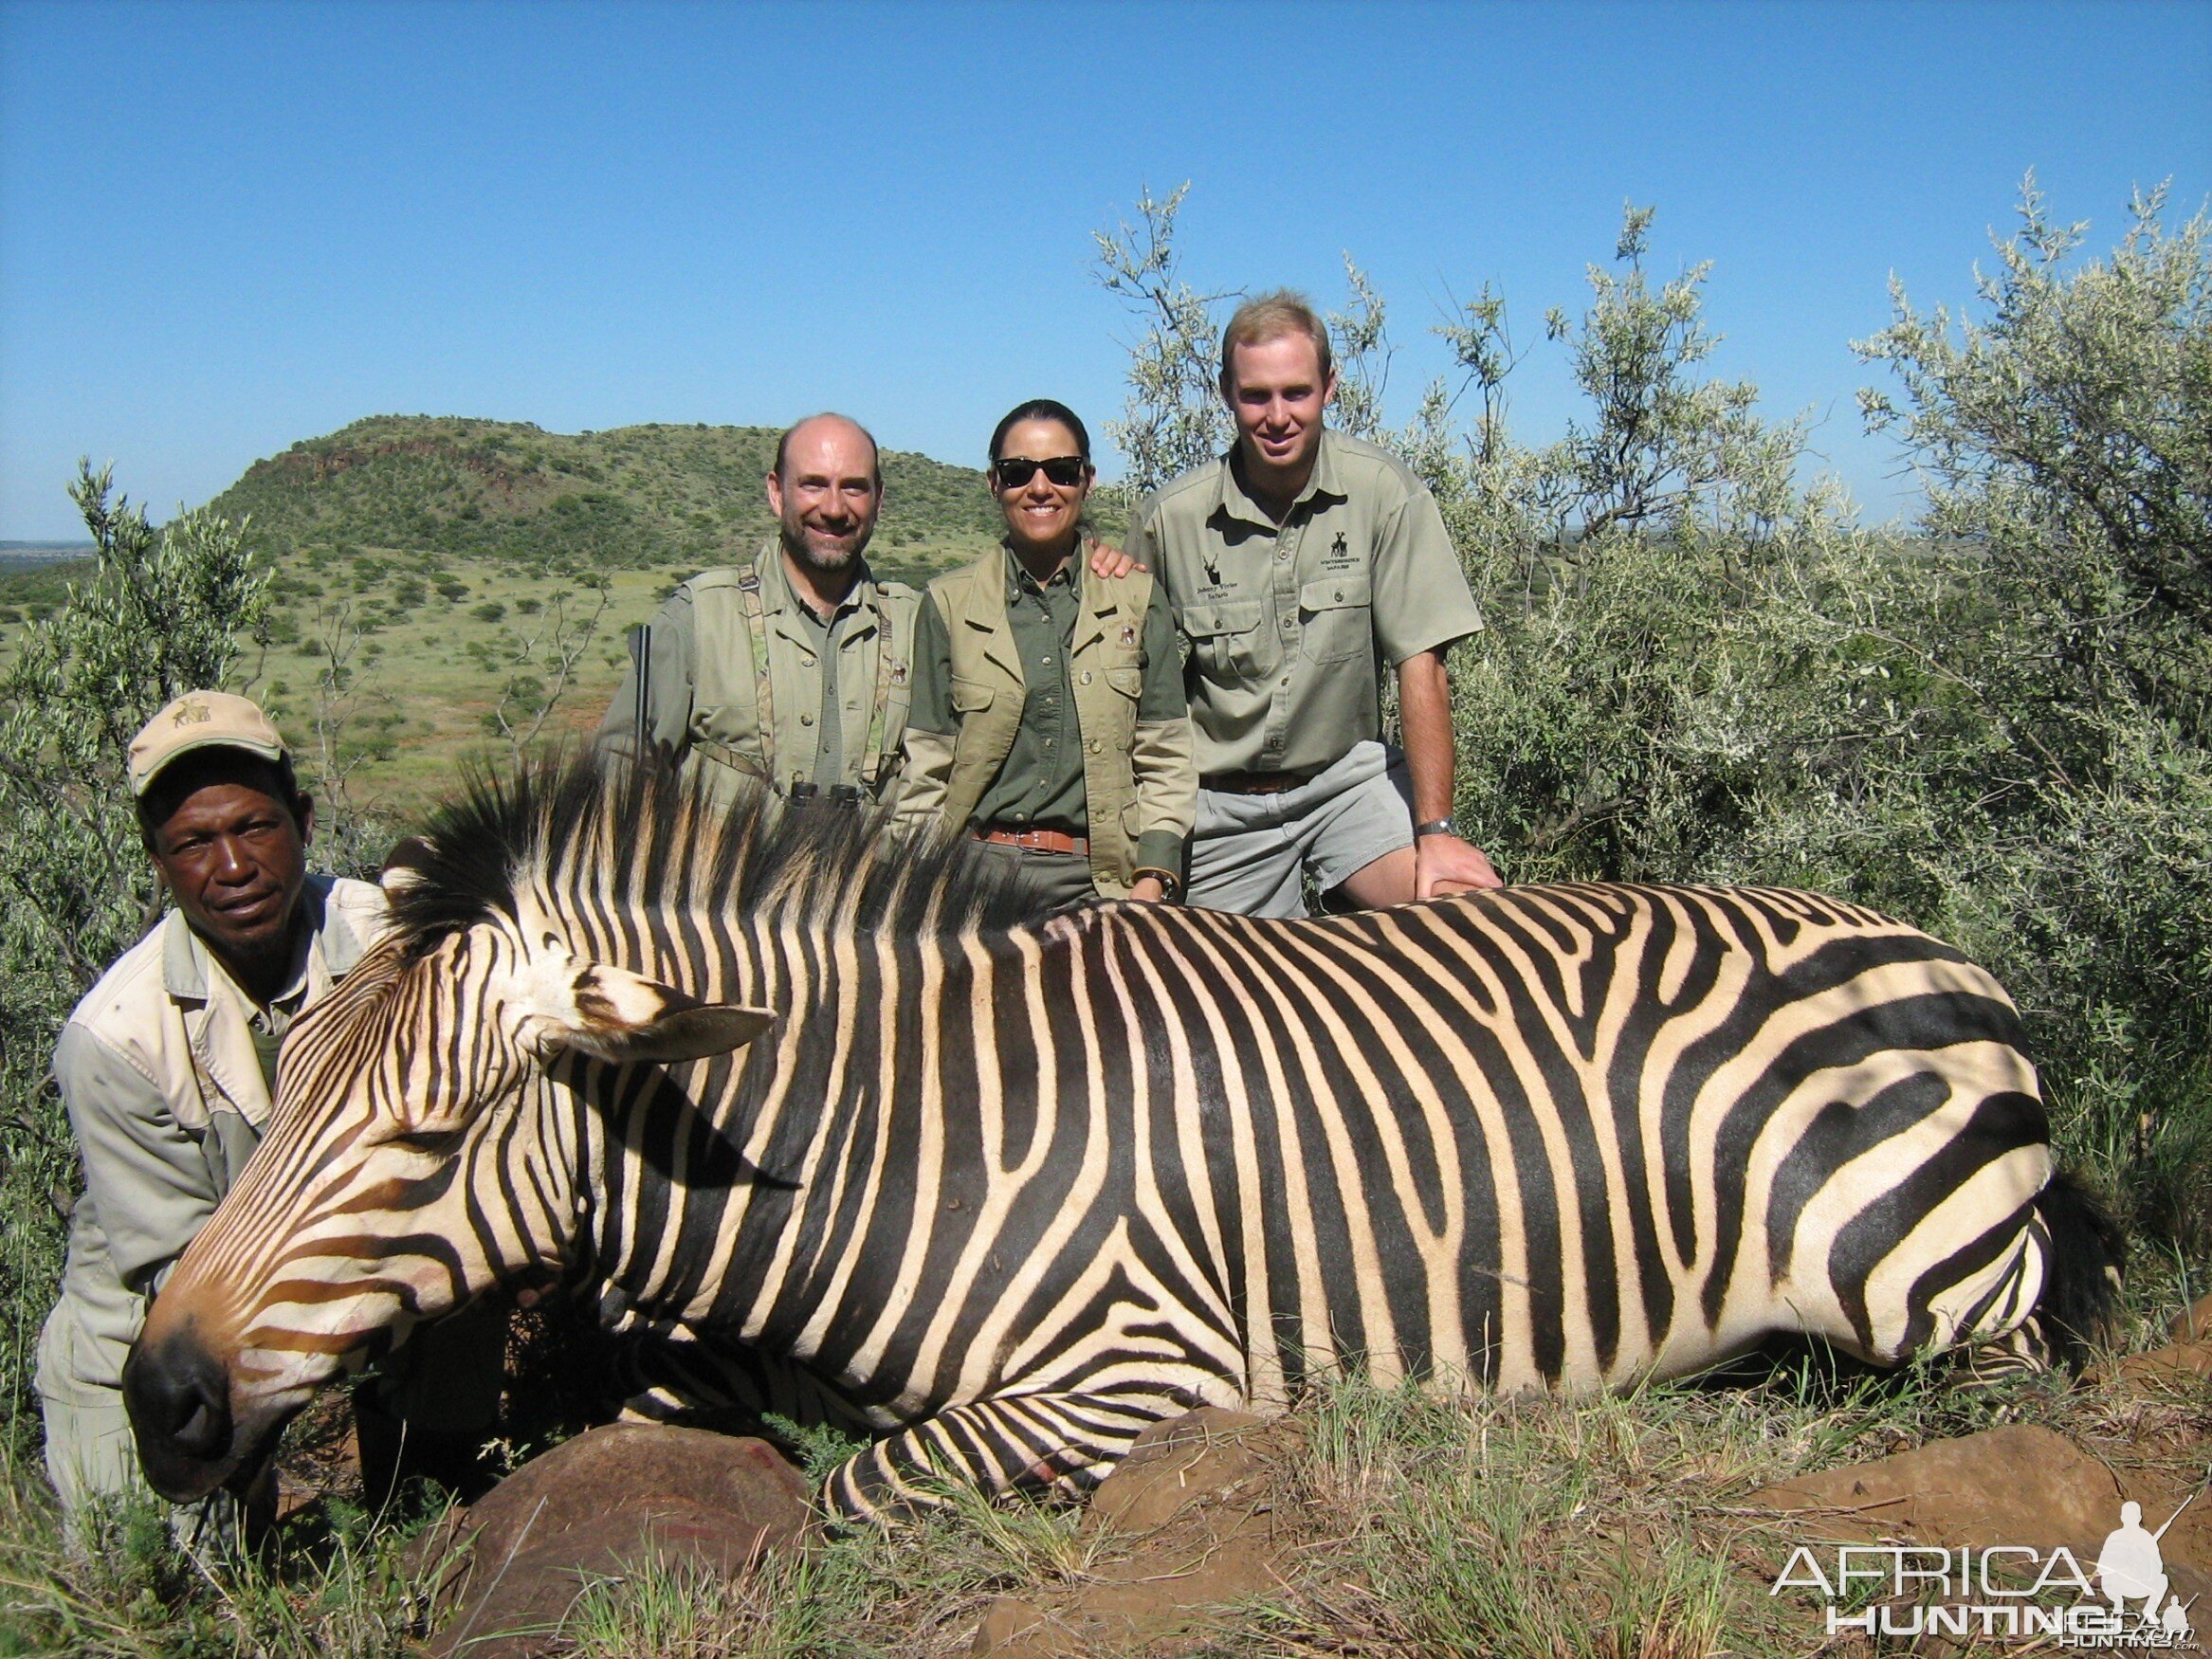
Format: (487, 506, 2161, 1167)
(122, 757, 2114, 1520)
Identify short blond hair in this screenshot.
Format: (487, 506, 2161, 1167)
(1218, 290, 1333, 391)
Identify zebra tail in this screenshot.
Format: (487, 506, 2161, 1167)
(2029, 1167, 2129, 1369)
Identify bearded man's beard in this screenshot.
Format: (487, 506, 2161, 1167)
(780, 522, 866, 585)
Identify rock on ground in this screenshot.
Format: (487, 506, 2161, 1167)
(972, 1407, 1300, 1657)
(421, 1423, 814, 1659)
(2172, 1291, 2212, 1345)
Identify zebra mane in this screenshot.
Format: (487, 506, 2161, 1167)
(382, 748, 1037, 956)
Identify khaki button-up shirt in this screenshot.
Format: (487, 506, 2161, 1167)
(1124, 428, 1484, 777)
(36, 876, 386, 1394)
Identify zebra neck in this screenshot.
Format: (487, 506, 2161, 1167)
(565, 922, 1049, 1361)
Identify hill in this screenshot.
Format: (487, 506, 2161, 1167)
(4, 415, 1138, 813)
(204, 414, 1124, 588)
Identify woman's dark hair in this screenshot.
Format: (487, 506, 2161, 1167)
(988, 399, 1091, 465)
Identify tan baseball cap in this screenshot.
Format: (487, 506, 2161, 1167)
(128, 690, 289, 798)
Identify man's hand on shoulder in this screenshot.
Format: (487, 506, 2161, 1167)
(1088, 540, 1146, 580)
(1416, 833, 1503, 899)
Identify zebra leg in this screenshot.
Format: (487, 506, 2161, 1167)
(822, 1391, 1181, 1523)
(615, 1334, 875, 1443)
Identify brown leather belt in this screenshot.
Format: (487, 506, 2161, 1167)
(1200, 768, 1320, 795)
(974, 826, 1090, 856)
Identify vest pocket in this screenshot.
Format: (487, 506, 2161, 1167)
(951, 677, 997, 714)
(1105, 666, 1143, 700)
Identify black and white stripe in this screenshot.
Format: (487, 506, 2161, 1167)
(130, 755, 2119, 1519)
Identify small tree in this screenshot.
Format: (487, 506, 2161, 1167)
(1092, 184, 1234, 495)
(0, 463, 268, 1454)
(1857, 175, 2212, 753)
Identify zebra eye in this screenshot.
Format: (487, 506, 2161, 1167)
(389, 1125, 464, 1155)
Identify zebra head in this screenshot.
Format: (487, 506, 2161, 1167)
(122, 894, 773, 1504)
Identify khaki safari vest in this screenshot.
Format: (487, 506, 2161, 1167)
(684, 557, 918, 798)
(931, 548, 1154, 898)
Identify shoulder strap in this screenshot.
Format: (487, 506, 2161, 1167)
(733, 561, 776, 781)
(859, 583, 919, 786)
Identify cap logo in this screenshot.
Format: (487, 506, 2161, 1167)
(174, 701, 212, 727)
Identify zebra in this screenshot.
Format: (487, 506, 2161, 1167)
(122, 752, 2123, 1521)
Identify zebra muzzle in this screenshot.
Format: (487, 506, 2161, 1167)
(122, 1324, 243, 1502)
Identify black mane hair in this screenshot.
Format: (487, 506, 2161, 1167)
(381, 749, 1037, 957)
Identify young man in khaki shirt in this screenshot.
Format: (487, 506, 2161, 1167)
(1117, 292, 1503, 916)
(598, 412, 919, 803)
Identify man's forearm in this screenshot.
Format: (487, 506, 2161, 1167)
(1397, 649, 1457, 822)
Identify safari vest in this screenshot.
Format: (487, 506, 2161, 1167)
(684, 554, 918, 799)
(932, 548, 1154, 898)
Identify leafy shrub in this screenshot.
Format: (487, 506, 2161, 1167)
(1102, 185, 2212, 1261)
(0, 465, 269, 1464)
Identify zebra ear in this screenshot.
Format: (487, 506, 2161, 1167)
(558, 962, 775, 1066)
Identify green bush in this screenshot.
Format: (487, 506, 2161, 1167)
(1102, 184, 2212, 1262)
(0, 465, 270, 1468)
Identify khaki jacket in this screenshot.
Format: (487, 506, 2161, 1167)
(599, 548, 919, 801)
(35, 877, 387, 1396)
(897, 550, 1196, 898)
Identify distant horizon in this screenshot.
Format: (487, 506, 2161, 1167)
(4, 0, 2204, 540)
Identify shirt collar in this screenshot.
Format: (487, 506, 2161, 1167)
(160, 896, 315, 1012)
(1002, 540, 1081, 603)
(161, 874, 352, 1008)
(1214, 428, 1345, 530)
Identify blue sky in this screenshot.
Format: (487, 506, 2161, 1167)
(2, 0, 2204, 539)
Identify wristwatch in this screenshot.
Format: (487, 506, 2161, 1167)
(1414, 818, 1459, 839)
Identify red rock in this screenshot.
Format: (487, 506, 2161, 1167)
(2170, 1292, 2212, 1344)
(1747, 1423, 2120, 1553)
(425, 1424, 814, 1659)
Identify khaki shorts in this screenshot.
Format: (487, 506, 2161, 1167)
(1187, 740, 1414, 919)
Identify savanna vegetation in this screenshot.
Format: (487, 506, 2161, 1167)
(0, 179, 2204, 1655)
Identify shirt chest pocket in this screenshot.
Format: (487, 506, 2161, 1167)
(1299, 574, 1373, 666)
(1176, 599, 1267, 682)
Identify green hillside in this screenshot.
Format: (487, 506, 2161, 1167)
(204, 414, 1109, 588)
(3, 416, 1137, 812)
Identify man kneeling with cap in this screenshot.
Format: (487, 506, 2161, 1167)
(33, 692, 502, 1549)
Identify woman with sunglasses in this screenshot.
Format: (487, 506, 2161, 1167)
(896, 398, 1195, 907)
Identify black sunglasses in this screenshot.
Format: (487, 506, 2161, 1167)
(992, 455, 1088, 489)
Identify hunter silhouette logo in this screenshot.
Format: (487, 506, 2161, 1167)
(2099, 1498, 2196, 1639)
(1772, 1488, 2201, 1649)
